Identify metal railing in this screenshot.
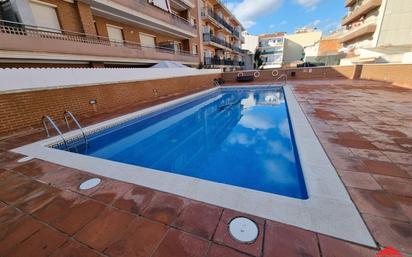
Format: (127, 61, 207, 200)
(204, 57, 244, 66)
(201, 7, 239, 37)
(42, 116, 68, 150)
(64, 111, 88, 146)
(0, 20, 198, 58)
(202, 33, 242, 53)
(138, 0, 196, 32)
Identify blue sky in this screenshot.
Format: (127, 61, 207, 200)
(223, 0, 347, 35)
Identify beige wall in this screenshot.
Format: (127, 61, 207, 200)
(376, 0, 412, 46)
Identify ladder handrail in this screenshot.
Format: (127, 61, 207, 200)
(276, 74, 288, 85)
(213, 79, 221, 87)
(64, 111, 88, 145)
(42, 116, 68, 149)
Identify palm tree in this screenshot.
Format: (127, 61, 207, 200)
(254, 49, 265, 70)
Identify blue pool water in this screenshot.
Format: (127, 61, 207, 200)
(66, 87, 308, 199)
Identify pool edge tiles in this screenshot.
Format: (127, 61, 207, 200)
(12, 84, 376, 247)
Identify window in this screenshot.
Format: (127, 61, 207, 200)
(139, 33, 156, 48)
(192, 44, 198, 55)
(106, 25, 124, 45)
(29, 1, 60, 31)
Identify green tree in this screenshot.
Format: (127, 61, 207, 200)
(254, 49, 265, 70)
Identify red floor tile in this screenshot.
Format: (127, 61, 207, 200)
(373, 175, 412, 197)
(50, 239, 103, 257)
(339, 170, 382, 190)
(318, 234, 378, 257)
(364, 214, 412, 254)
(90, 179, 134, 205)
(382, 152, 412, 165)
(263, 221, 320, 257)
(0, 205, 23, 225)
(14, 184, 61, 214)
(142, 192, 188, 225)
(75, 207, 135, 251)
(172, 201, 222, 240)
(207, 244, 250, 257)
(393, 195, 412, 222)
(113, 185, 155, 215)
(151, 228, 209, 257)
(12, 159, 63, 178)
(348, 188, 409, 222)
(52, 198, 106, 235)
(105, 217, 168, 257)
(362, 160, 410, 178)
(8, 226, 68, 257)
(0, 216, 43, 256)
(213, 209, 264, 257)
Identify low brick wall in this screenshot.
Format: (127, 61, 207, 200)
(0, 73, 220, 136)
(360, 64, 412, 88)
(222, 66, 356, 83)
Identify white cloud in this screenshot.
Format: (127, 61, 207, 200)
(229, 0, 283, 29)
(295, 0, 321, 8)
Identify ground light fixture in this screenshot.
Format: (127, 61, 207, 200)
(229, 217, 259, 243)
(79, 178, 101, 190)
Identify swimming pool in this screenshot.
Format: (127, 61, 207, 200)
(13, 85, 375, 247)
(64, 87, 307, 199)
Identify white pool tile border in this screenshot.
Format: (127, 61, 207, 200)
(12, 85, 376, 247)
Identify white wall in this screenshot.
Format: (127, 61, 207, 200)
(377, 0, 412, 46)
(241, 32, 259, 54)
(0, 68, 221, 93)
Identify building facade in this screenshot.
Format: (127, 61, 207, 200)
(257, 32, 285, 69)
(0, 0, 242, 68)
(256, 30, 322, 69)
(200, 0, 245, 71)
(340, 0, 412, 64)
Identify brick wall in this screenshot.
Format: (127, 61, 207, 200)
(222, 66, 356, 83)
(0, 74, 220, 136)
(318, 39, 340, 56)
(41, 0, 83, 33)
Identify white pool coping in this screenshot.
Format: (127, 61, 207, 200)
(12, 85, 376, 247)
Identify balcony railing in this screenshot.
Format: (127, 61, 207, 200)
(110, 0, 196, 34)
(203, 33, 243, 53)
(342, 0, 382, 26)
(0, 20, 198, 62)
(204, 57, 244, 66)
(201, 7, 240, 38)
(339, 23, 377, 43)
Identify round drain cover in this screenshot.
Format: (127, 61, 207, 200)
(229, 217, 259, 243)
(79, 178, 101, 190)
(17, 156, 34, 163)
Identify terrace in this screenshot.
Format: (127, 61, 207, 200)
(0, 65, 411, 257)
(0, 21, 198, 65)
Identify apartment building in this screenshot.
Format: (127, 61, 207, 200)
(0, 0, 201, 67)
(256, 29, 321, 69)
(200, 0, 245, 71)
(340, 0, 412, 64)
(258, 32, 285, 69)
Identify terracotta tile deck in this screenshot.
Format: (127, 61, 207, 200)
(0, 79, 411, 257)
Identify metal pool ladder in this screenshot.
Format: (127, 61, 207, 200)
(64, 111, 88, 146)
(42, 116, 68, 149)
(276, 74, 288, 85)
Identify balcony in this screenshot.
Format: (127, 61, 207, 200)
(339, 23, 377, 43)
(345, 0, 357, 7)
(0, 21, 199, 64)
(201, 7, 238, 37)
(203, 33, 243, 54)
(82, 0, 197, 39)
(204, 57, 244, 66)
(342, 0, 382, 26)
